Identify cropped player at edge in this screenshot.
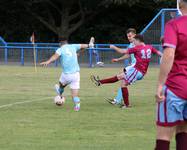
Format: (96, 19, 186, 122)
(40, 37, 94, 111)
(154, 0, 187, 149)
(91, 34, 162, 109)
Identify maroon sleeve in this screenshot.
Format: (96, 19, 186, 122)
(127, 47, 137, 54)
(163, 21, 177, 49)
(151, 46, 160, 55)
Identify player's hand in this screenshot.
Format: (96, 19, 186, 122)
(111, 58, 118, 62)
(89, 37, 95, 48)
(155, 84, 165, 103)
(40, 61, 50, 67)
(110, 45, 116, 49)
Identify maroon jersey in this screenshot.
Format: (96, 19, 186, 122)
(163, 16, 187, 100)
(127, 45, 160, 75)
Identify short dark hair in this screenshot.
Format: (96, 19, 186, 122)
(134, 34, 144, 42)
(58, 37, 68, 45)
(58, 37, 68, 42)
(126, 28, 136, 34)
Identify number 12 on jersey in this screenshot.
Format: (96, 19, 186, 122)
(141, 49, 151, 59)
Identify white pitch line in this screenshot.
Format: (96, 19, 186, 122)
(0, 97, 53, 109)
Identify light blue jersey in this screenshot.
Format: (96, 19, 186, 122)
(56, 44, 81, 74)
(128, 43, 136, 65)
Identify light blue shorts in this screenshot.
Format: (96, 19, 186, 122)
(124, 66, 143, 85)
(157, 86, 187, 127)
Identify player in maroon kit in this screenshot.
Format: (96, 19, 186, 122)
(91, 34, 162, 108)
(154, 0, 187, 150)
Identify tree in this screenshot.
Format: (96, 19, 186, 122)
(19, 0, 148, 39)
(17, 0, 103, 39)
(0, 0, 176, 42)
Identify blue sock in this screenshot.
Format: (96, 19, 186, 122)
(73, 97, 80, 107)
(59, 88, 64, 95)
(114, 88, 122, 104)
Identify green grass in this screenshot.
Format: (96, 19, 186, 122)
(0, 66, 175, 150)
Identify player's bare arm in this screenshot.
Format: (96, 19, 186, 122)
(40, 53, 60, 66)
(110, 45, 127, 54)
(157, 51, 163, 57)
(112, 54, 130, 62)
(156, 47, 175, 102)
(80, 37, 95, 49)
(80, 44, 90, 49)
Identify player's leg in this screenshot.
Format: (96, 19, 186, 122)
(155, 86, 187, 150)
(70, 72, 81, 111)
(55, 72, 68, 96)
(107, 68, 126, 105)
(120, 67, 143, 108)
(176, 122, 187, 150)
(90, 71, 124, 86)
(94, 50, 100, 64)
(90, 75, 119, 86)
(114, 88, 122, 104)
(155, 126, 175, 150)
(71, 89, 80, 111)
(175, 102, 187, 150)
(106, 88, 122, 105)
(120, 81, 129, 108)
(55, 82, 68, 96)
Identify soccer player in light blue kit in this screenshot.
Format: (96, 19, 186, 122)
(107, 28, 136, 105)
(40, 37, 94, 111)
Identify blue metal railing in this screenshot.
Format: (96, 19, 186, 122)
(0, 44, 130, 67)
(140, 8, 177, 35)
(0, 45, 58, 66)
(0, 36, 6, 45)
(0, 44, 161, 67)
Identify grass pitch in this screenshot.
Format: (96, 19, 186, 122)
(0, 66, 175, 150)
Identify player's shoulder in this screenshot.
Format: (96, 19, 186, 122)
(134, 45, 142, 48)
(56, 46, 63, 51)
(61, 44, 77, 50)
(60, 44, 68, 48)
(62, 44, 70, 47)
(145, 44, 153, 48)
(166, 18, 176, 25)
(149, 44, 157, 50)
(136, 44, 149, 49)
(144, 44, 156, 50)
(69, 44, 81, 48)
(166, 16, 186, 26)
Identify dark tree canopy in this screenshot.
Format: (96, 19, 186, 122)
(0, 0, 176, 43)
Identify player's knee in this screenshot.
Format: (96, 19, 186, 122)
(121, 82, 128, 88)
(59, 82, 67, 88)
(121, 84, 128, 88)
(156, 125, 175, 141)
(176, 123, 187, 134)
(117, 73, 124, 80)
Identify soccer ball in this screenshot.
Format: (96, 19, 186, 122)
(54, 95, 65, 106)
